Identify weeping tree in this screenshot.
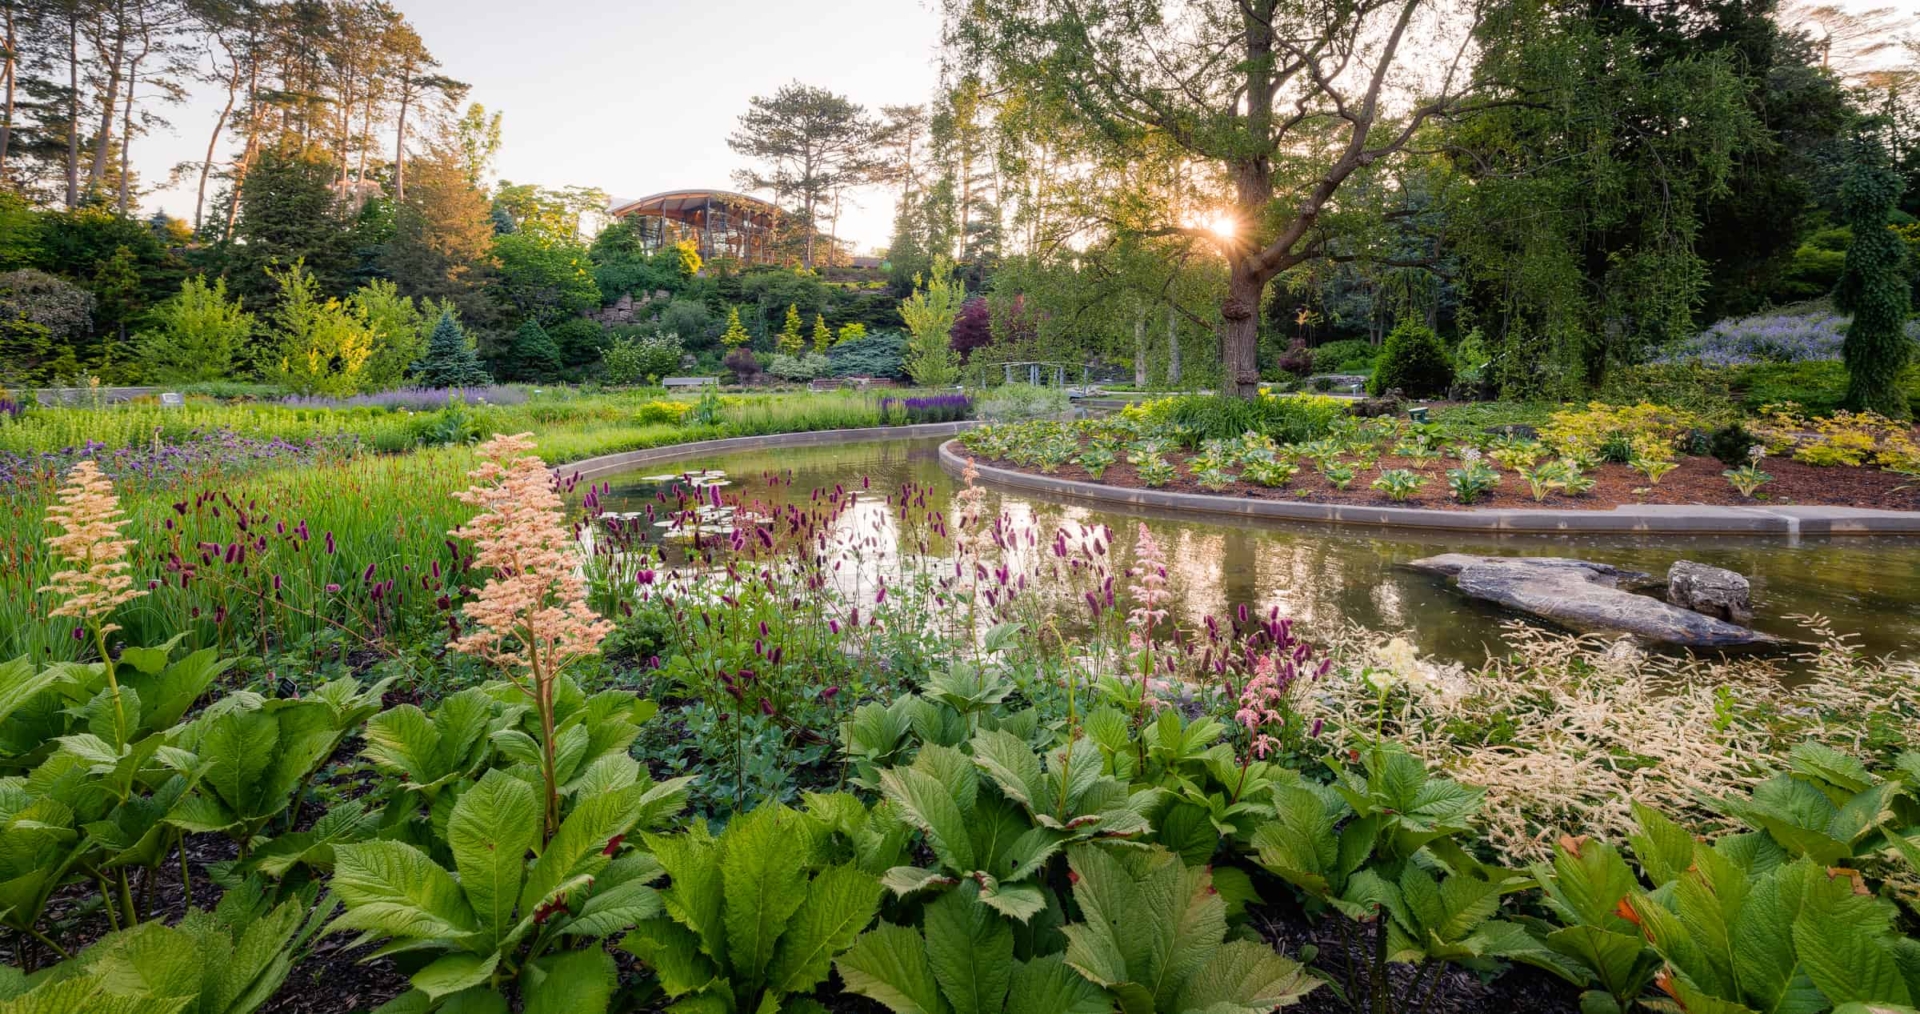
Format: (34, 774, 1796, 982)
(1834, 136, 1913, 418)
(954, 0, 1498, 397)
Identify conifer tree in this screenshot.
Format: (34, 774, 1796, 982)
(812, 313, 833, 354)
(414, 310, 491, 387)
(1834, 138, 1913, 419)
(778, 303, 805, 354)
(720, 306, 751, 348)
(501, 318, 563, 381)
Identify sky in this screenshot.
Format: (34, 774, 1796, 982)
(141, 0, 947, 253)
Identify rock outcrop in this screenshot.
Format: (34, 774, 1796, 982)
(1666, 560, 1753, 626)
(1405, 554, 1777, 648)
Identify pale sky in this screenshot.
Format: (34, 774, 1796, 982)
(141, 0, 946, 253)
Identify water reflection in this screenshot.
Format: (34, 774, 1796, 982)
(589, 438, 1920, 665)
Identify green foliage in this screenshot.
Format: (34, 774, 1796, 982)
(621, 803, 883, 1014)
(412, 311, 491, 387)
(1835, 141, 1914, 418)
(491, 233, 602, 326)
(138, 277, 255, 383)
(778, 303, 806, 355)
(827, 330, 908, 379)
(350, 280, 428, 391)
(1712, 742, 1920, 869)
(262, 262, 376, 397)
(602, 332, 683, 386)
(1724, 463, 1772, 498)
(1369, 468, 1426, 502)
(1058, 845, 1317, 1014)
(720, 306, 752, 349)
(1366, 320, 1454, 398)
(1126, 394, 1347, 449)
(1445, 459, 1500, 503)
(902, 257, 963, 387)
(497, 319, 563, 382)
(837, 885, 1109, 1014)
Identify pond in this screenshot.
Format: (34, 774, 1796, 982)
(588, 436, 1920, 666)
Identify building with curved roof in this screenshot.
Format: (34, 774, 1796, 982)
(607, 189, 780, 266)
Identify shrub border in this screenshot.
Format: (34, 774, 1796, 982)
(937, 440, 1920, 537)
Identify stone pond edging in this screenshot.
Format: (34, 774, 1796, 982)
(556, 420, 982, 480)
(937, 440, 1920, 537)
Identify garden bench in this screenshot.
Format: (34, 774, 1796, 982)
(662, 376, 718, 390)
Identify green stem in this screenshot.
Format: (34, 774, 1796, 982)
(25, 926, 71, 961)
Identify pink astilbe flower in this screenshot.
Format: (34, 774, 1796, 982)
(40, 460, 144, 636)
(1125, 523, 1171, 635)
(1236, 652, 1293, 759)
(450, 433, 612, 677)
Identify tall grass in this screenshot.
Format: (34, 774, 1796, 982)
(0, 389, 935, 662)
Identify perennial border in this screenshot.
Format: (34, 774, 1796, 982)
(937, 439, 1920, 537)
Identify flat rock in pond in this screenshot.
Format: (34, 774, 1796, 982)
(1406, 554, 1778, 648)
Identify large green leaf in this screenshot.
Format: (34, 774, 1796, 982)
(648, 826, 727, 968)
(623, 917, 719, 998)
(448, 770, 539, 949)
(766, 863, 883, 998)
(517, 787, 633, 923)
(329, 840, 479, 943)
(719, 805, 811, 993)
(1171, 938, 1317, 1014)
(837, 922, 951, 1014)
(924, 888, 1013, 1014)
(0, 657, 65, 733)
(881, 766, 976, 875)
(411, 953, 500, 1000)
(521, 948, 616, 1014)
(1007, 953, 1111, 1014)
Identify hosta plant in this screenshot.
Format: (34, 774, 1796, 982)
(1077, 444, 1117, 480)
(1057, 844, 1319, 1013)
(1242, 458, 1298, 488)
(1445, 460, 1500, 504)
(1724, 463, 1772, 498)
(1487, 439, 1545, 471)
(1629, 456, 1679, 484)
(621, 803, 884, 1014)
(836, 884, 1110, 1014)
(329, 765, 689, 1012)
(1321, 462, 1358, 491)
(1192, 460, 1236, 492)
(1369, 469, 1426, 502)
(1136, 455, 1177, 488)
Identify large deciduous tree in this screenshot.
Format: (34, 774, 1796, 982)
(958, 0, 1495, 397)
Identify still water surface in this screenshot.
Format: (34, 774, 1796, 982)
(592, 437, 1920, 665)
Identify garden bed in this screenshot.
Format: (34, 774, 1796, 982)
(961, 443, 1920, 512)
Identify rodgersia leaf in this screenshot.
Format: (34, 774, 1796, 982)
(836, 922, 950, 1014)
(329, 840, 479, 943)
(766, 863, 883, 998)
(924, 888, 1013, 1014)
(448, 770, 539, 949)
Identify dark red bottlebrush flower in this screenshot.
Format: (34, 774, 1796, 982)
(760, 699, 775, 716)
(602, 834, 625, 856)
(822, 686, 840, 701)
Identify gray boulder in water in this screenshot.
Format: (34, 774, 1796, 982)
(1406, 554, 1777, 648)
(1666, 560, 1753, 626)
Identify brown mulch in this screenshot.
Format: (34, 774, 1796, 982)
(975, 449, 1920, 512)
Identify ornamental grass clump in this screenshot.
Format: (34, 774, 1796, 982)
(451, 431, 613, 838)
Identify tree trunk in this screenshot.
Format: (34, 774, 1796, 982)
(196, 51, 242, 234)
(66, 14, 79, 206)
(88, 13, 129, 194)
(1221, 265, 1264, 398)
(1, 0, 15, 173)
(1166, 304, 1181, 387)
(1133, 308, 1148, 387)
(393, 81, 411, 200)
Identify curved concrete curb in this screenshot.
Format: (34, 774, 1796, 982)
(938, 440, 1920, 537)
(557, 421, 981, 480)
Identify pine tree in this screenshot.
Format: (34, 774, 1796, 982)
(500, 318, 563, 381)
(778, 303, 805, 354)
(413, 310, 491, 387)
(720, 306, 751, 348)
(812, 313, 833, 355)
(1834, 138, 1914, 419)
